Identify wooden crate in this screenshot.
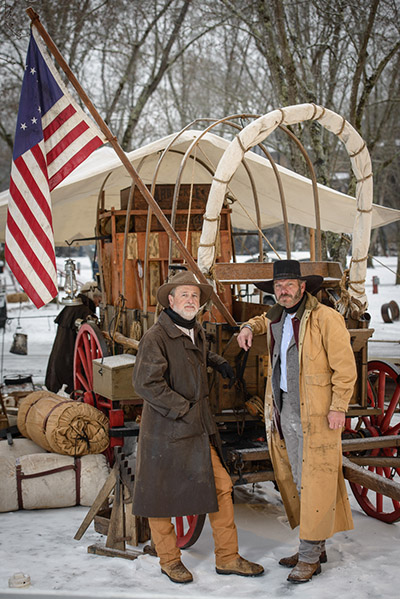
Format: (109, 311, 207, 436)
(92, 354, 141, 402)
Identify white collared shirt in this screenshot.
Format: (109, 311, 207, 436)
(175, 324, 195, 343)
(280, 312, 296, 392)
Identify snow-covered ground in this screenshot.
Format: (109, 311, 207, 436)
(0, 254, 399, 598)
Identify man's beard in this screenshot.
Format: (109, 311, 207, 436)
(278, 285, 302, 307)
(174, 306, 198, 321)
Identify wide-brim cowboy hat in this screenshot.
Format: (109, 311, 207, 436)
(255, 259, 323, 295)
(157, 270, 214, 308)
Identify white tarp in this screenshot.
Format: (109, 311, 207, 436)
(0, 129, 399, 248)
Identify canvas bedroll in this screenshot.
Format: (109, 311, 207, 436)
(17, 391, 109, 456)
(0, 443, 109, 512)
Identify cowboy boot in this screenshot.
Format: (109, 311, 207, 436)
(279, 550, 327, 568)
(161, 560, 193, 584)
(216, 555, 264, 577)
(287, 560, 321, 583)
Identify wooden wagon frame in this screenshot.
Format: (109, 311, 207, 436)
(71, 105, 400, 557)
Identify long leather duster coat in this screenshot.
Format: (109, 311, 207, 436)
(132, 310, 226, 518)
(45, 295, 95, 394)
(245, 293, 357, 541)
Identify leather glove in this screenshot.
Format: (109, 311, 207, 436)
(245, 396, 264, 422)
(214, 361, 236, 388)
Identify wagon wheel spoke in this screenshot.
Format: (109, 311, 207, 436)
(376, 370, 386, 426)
(349, 360, 400, 524)
(381, 385, 400, 433)
(175, 517, 183, 538)
(174, 514, 206, 549)
(386, 423, 400, 436)
(75, 369, 89, 392)
(82, 332, 93, 387)
(73, 322, 109, 398)
(76, 345, 90, 391)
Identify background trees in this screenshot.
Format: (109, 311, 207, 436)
(1, 0, 399, 261)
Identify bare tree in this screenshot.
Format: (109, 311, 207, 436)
(0, 0, 399, 270)
(214, 0, 400, 261)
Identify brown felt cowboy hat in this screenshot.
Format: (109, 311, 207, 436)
(157, 270, 214, 308)
(255, 260, 323, 295)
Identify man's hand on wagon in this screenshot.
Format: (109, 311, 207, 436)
(237, 326, 253, 351)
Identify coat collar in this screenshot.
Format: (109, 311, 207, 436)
(157, 310, 203, 342)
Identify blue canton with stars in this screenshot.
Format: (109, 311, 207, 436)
(13, 30, 63, 161)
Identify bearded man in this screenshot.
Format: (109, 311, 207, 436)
(237, 260, 356, 583)
(132, 270, 264, 584)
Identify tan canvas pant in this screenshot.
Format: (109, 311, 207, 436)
(149, 445, 239, 567)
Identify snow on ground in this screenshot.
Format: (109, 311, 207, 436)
(0, 254, 399, 598)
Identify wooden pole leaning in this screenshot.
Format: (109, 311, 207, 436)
(26, 7, 236, 326)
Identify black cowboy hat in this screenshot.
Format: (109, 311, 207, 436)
(157, 270, 213, 308)
(255, 260, 323, 295)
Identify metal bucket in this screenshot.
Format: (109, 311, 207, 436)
(9, 330, 28, 355)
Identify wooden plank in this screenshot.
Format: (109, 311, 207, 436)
(342, 437, 400, 452)
(126, 512, 140, 547)
(106, 479, 125, 550)
(87, 543, 142, 560)
(231, 470, 275, 484)
(227, 446, 270, 461)
(213, 261, 343, 283)
(149, 261, 160, 306)
(222, 332, 268, 360)
(343, 456, 400, 501)
(346, 407, 382, 416)
(74, 467, 117, 540)
(347, 457, 400, 467)
(214, 412, 258, 422)
(93, 514, 110, 536)
(348, 328, 374, 352)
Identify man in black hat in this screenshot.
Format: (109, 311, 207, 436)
(237, 260, 356, 583)
(132, 270, 264, 584)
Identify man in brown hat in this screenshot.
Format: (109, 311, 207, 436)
(132, 270, 264, 584)
(237, 260, 356, 583)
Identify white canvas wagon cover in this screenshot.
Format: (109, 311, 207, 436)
(0, 129, 399, 247)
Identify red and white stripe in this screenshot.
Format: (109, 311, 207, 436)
(5, 28, 105, 308)
(6, 140, 57, 307)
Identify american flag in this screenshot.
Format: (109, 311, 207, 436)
(5, 27, 105, 308)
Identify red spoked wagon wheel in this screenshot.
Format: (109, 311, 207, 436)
(73, 322, 124, 461)
(349, 360, 400, 523)
(175, 515, 206, 549)
(73, 322, 110, 409)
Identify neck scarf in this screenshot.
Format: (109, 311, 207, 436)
(284, 293, 306, 314)
(164, 307, 197, 329)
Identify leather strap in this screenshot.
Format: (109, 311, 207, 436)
(74, 457, 81, 505)
(15, 457, 82, 509)
(42, 399, 72, 433)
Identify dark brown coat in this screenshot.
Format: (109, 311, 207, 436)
(45, 295, 95, 394)
(132, 310, 226, 517)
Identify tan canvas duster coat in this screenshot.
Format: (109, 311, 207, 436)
(246, 292, 357, 540)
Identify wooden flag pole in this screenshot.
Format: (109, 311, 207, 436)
(26, 7, 236, 326)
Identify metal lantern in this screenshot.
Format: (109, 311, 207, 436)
(61, 258, 82, 305)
